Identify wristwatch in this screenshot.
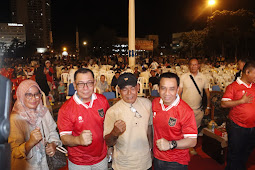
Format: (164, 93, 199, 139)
(169, 140, 177, 150)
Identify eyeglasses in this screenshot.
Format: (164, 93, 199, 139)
(25, 92, 41, 100)
(76, 81, 94, 88)
(130, 105, 142, 118)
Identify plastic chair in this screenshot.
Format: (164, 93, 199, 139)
(212, 85, 221, 91)
(67, 83, 76, 96)
(61, 73, 69, 84)
(41, 91, 47, 107)
(103, 92, 116, 100)
(138, 76, 150, 95)
(151, 90, 160, 97)
(115, 85, 119, 98)
(137, 81, 146, 97)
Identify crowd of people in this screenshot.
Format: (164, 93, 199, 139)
(0, 55, 255, 170)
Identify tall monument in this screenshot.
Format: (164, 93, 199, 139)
(128, 0, 135, 68)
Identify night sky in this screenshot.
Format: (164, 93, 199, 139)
(1, 0, 255, 48)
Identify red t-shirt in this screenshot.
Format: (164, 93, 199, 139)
(58, 93, 109, 165)
(222, 78, 255, 128)
(46, 67, 54, 82)
(152, 97, 197, 165)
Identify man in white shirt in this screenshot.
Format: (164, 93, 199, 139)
(178, 58, 210, 154)
(96, 75, 110, 94)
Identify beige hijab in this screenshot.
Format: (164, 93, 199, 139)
(12, 80, 48, 126)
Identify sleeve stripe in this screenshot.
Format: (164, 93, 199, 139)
(184, 134, 197, 138)
(60, 131, 72, 136)
(221, 98, 232, 101)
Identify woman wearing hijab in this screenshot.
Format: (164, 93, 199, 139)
(8, 80, 62, 170)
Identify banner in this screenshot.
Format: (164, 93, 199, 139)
(135, 40, 153, 51)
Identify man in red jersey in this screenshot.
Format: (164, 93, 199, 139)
(221, 61, 255, 170)
(58, 68, 109, 169)
(152, 72, 197, 170)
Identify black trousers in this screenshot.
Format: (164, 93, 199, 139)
(226, 120, 255, 170)
(153, 158, 188, 170)
(59, 93, 66, 102)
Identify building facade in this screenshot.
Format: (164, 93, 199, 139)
(112, 37, 154, 56)
(0, 23, 26, 46)
(11, 0, 52, 48)
(171, 32, 183, 52)
(0, 23, 26, 56)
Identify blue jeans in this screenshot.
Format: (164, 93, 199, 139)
(154, 158, 188, 170)
(226, 120, 255, 170)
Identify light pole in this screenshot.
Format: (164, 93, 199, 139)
(208, 0, 216, 14)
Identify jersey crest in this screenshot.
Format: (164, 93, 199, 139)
(98, 108, 105, 117)
(168, 117, 177, 127)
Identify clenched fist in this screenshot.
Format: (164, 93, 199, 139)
(156, 138, 170, 151)
(28, 127, 43, 147)
(111, 120, 126, 137)
(79, 130, 92, 146)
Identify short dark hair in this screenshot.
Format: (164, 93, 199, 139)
(242, 60, 255, 74)
(74, 68, 94, 81)
(188, 58, 199, 64)
(159, 72, 180, 87)
(239, 58, 249, 63)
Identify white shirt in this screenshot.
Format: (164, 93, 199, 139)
(180, 72, 209, 110)
(104, 97, 152, 170)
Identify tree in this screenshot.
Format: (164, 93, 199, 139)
(180, 29, 207, 59)
(4, 38, 38, 59)
(5, 38, 24, 58)
(206, 9, 255, 60)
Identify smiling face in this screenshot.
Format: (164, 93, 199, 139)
(119, 85, 139, 104)
(189, 59, 199, 74)
(100, 75, 106, 83)
(24, 86, 41, 110)
(73, 72, 96, 103)
(159, 77, 179, 106)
